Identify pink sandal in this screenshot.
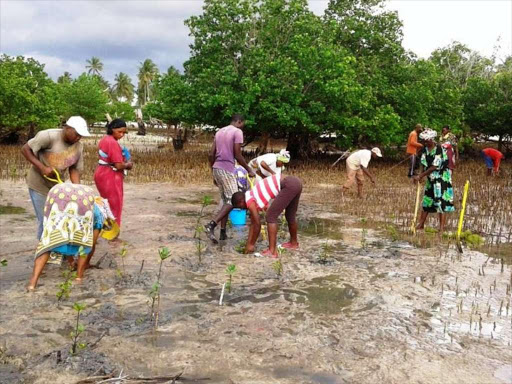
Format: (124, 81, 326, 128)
(261, 249, 278, 258)
(280, 242, 299, 250)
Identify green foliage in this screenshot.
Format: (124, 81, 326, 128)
(57, 73, 109, 124)
(57, 270, 77, 304)
(0, 55, 61, 140)
(113, 72, 135, 103)
(272, 259, 283, 277)
(0, 259, 7, 267)
(138, 59, 159, 106)
(463, 70, 512, 146)
(108, 101, 135, 121)
(159, 246, 170, 261)
(70, 302, 86, 355)
(225, 263, 236, 293)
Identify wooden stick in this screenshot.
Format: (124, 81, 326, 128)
(410, 182, 422, 235)
(457, 180, 470, 253)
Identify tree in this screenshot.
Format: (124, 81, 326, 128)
(463, 70, 512, 151)
(0, 55, 61, 141)
(113, 72, 135, 103)
(85, 56, 104, 76)
(184, 0, 383, 157)
(137, 59, 159, 106)
(57, 72, 73, 84)
(429, 42, 494, 88)
(148, 66, 193, 127)
(58, 73, 109, 125)
(108, 101, 135, 121)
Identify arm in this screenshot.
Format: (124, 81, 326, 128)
(208, 142, 216, 168)
(260, 161, 276, 175)
(411, 134, 423, 149)
(244, 203, 261, 253)
(416, 165, 437, 180)
(69, 167, 81, 184)
(234, 143, 255, 177)
(112, 161, 133, 171)
(21, 144, 55, 177)
(361, 166, 375, 184)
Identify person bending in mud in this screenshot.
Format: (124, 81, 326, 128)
(204, 114, 255, 243)
(341, 148, 382, 198)
(27, 183, 115, 291)
(231, 174, 302, 258)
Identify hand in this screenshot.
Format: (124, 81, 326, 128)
(248, 170, 256, 178)
(41, 166, 56, 178)
(412, 175, 421, 183)
(125, 162, 134, 170)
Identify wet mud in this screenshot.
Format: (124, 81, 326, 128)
(1, 181, 511, 384)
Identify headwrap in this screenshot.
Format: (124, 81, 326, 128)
(277, 149, 291, 164)
(419, 128, 437, 141)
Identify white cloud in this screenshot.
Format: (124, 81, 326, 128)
(1, 0, 511, 84)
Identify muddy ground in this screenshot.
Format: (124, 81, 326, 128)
(0, 180, 511, 384)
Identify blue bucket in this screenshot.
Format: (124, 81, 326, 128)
(229, 209, 247, 226)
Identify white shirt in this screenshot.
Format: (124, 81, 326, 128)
(250, 153, 282, 177)
(346, 150, 372, 171)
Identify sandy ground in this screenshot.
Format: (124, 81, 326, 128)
(0, 180, 511, 384)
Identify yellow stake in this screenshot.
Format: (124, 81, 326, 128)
(410, 182, 422, 235)
(456, 180, 470, 252)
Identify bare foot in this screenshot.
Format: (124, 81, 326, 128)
(27, 286, 35, 292)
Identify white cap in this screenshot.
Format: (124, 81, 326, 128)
(371, 147, 382, 157)
(65, 116, 90, 137)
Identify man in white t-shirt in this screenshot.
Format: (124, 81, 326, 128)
(249, 149, 290, 181)
(342, 147, 382, 198)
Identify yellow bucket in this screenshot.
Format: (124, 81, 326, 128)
(101, 218, 120, 240)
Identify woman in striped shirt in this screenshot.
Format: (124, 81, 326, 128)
(231, 174, 303, 258)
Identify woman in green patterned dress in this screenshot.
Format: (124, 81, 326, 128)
(413, 128, 455, 234)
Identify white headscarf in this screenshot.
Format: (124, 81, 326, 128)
(277, 149, 291, 163)
(419, 128, 437, 141)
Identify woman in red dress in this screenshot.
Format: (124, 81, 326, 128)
(94, 119, 133, 229)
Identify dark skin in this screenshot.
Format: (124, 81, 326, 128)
(21, 125, 82, 182)
(208, 119, 255, 228)
(341, 152, 378, 198)
(110, 127, 133, 171)
(250, 158, 284, 178)
(233, 177, 299, 257)
(413, 139, 447, 235)
(441, 127, 459, 160)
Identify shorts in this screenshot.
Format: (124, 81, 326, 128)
(213, 168, 239, 205)
(343, 167, 364, 188)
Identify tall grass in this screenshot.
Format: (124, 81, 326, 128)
(1, 139, 510, 247)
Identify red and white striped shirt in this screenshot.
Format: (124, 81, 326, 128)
(245, 174, 281, 210)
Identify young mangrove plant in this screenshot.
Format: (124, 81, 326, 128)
(272, 259, 283, 278)
(119, 244, 128, 276)
(57, 270, 77, 305)
(234, 239, 246, 254)
(318, 240, 332, 264)
(0, 259, 7, 267)
(70, 302, 86, 355)
(225, 264, 236, 293)
(148, 247, 171, 327)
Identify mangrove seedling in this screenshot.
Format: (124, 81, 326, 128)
(272, 259, 283, 278)
(225, 264, 236, 293)
(318, 241, 332, 264)
(119, 245, 128, 276)
(0, 259, 7, 267)
(70, 302, 86, 355)
(149, 247, 170, 327)
(57, 270, 77, 305)
(234, 239, 246, 254)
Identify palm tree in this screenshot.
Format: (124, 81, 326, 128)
(86, 56, 103, 76)
(57, 72, 72, 84)
(114, 72, 135, 103)
(137, 59, 159, 106)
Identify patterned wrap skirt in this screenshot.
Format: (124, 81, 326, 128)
(35, 183, 96, 258)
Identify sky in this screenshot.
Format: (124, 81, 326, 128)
(1, 0, 511, 84)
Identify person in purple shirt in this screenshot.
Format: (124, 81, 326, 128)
(205, 114, 255, 243)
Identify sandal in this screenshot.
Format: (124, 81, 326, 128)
(261, 249, 278, 258)
(280, 242, 299, 250)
